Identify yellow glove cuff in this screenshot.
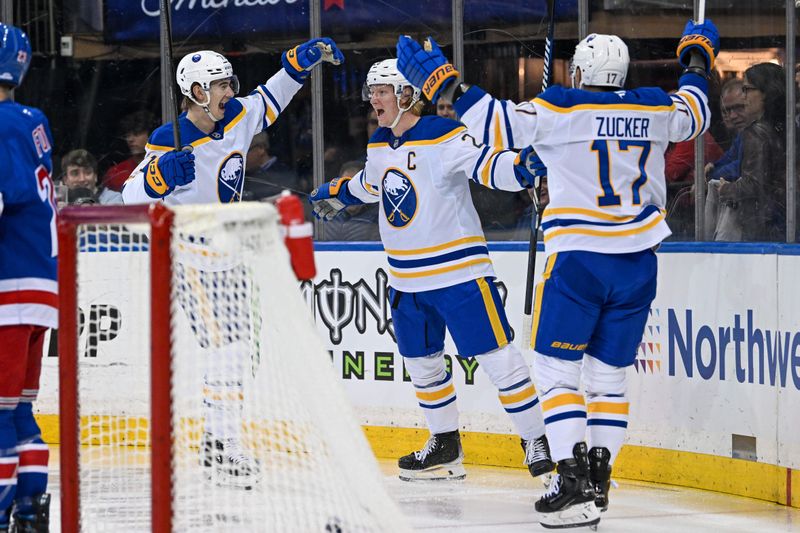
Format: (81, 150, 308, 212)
(328, 176, 352, 196)
(145, 156, 169, 196)
(285, 46, 303, 72)
(422, 64, 459, 102)
(677, 35, 716, 70)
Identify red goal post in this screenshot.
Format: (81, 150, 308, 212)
(56, 202, 407, 533)
(58, 204, 175, 533)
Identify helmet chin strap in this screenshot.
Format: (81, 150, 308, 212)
(389, 95, 417, 129)
(191, 90, 222, 123)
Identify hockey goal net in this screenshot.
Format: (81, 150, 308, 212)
(57, 202, 407, 532)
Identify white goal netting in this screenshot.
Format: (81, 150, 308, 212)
(65, 203, 407, 532)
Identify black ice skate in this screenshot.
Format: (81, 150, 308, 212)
(521, 434, 555, 481)
(398, 430, 466, 481)
(588, 447, 612, 512)
(201, 433, 260, 490)
(535, 442, 600, 530)
(10, 493, 50, 533)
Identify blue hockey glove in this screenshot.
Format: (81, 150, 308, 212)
(396, 35, 459, 104)
(309, 176, 362, 221)
(677, 19, 720, 74)
(282, 37, 345, 83)
(514, 146, 547, 190)
(144, 150, 195, 199)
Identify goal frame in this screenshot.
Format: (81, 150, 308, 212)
(57, 204, 175, 533)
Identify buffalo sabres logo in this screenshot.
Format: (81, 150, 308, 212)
(217, 152, 245, 203)
(381, 168, 417, 228)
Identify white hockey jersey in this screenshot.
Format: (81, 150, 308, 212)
(347, 115, 525, 292)
(455, 79, 710, 256)
(122, 69, 302, 205)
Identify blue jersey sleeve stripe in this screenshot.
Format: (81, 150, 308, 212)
(472, 145, 492, 183)
(483, 99, 495, 145)
(252, 89, 270, 130)
(671, 94, 697, 142)
(489, 150, 502, 189)
(258, 84, 282, 114)
(387, 245, 489, 268)
(500, 100, 514, 147)
(682, 85, 708, 127)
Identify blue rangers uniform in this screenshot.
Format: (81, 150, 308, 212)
(0, 22, 55, 530)
(0, 101, 57, 328)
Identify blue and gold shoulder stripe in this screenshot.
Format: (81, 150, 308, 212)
(534, 85, 675, 113)
(367, 116, 466, 149)
(146, 99, 248, 152)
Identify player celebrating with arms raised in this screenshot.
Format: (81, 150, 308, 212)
(122, 39, 344, 205)
(122, 39, 344, 488)
(397, 18, 718, 529)
(0, 23, 55, 532)
(310, 59, 554, 483)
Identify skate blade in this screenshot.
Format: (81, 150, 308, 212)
(398, 461, 466, 482)
(538, 501, 601, 529)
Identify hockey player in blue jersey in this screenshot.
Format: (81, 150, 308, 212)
(397, 19, 719, 528)
(0, 23, 55, 533)
(310, 59, 554, 483)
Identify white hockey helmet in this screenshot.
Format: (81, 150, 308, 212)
(362, 59, 421, 129)
(570, 34, 629, 89)
(362, 59, 421, 106)
(176, 50, 240, 106)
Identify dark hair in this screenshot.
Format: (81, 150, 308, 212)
(249, 131, 270, 152)
(720, 77, 743, 96)
(744, 62, 786, 131)
(120, 110, 157, 135)
(61, 149, 97, 174)
(338, 160, 364, 179)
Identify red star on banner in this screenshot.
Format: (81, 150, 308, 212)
(324, 0, 344, 10)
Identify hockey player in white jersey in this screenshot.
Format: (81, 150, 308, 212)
(310, 59, 554, 483)
(122, 39, 344, 488)
(122, 39, 343, 205)
(397, 19, 719, 528)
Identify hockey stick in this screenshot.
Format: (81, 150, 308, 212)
(697, 0, 705, 24)
(520, 0, 556, 350)
(160, 0, 184, 151)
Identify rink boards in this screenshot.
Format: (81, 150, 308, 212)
(35, 242, 800, 507)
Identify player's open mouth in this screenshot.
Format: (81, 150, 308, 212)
(376, 109, 384, 118)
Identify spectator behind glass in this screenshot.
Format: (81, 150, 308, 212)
(706, 79, 751, 182)
(436, 97, 456, 119)
(322, 160, 380, 241)
(102, 110, 157, 192)
(717, 63, 786, 241)
(243, 131, 300, 200)
(663, 128, 722, 240)
(60, 149, 122, 205)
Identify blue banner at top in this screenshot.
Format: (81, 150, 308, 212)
(105, 0, 577, 43)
